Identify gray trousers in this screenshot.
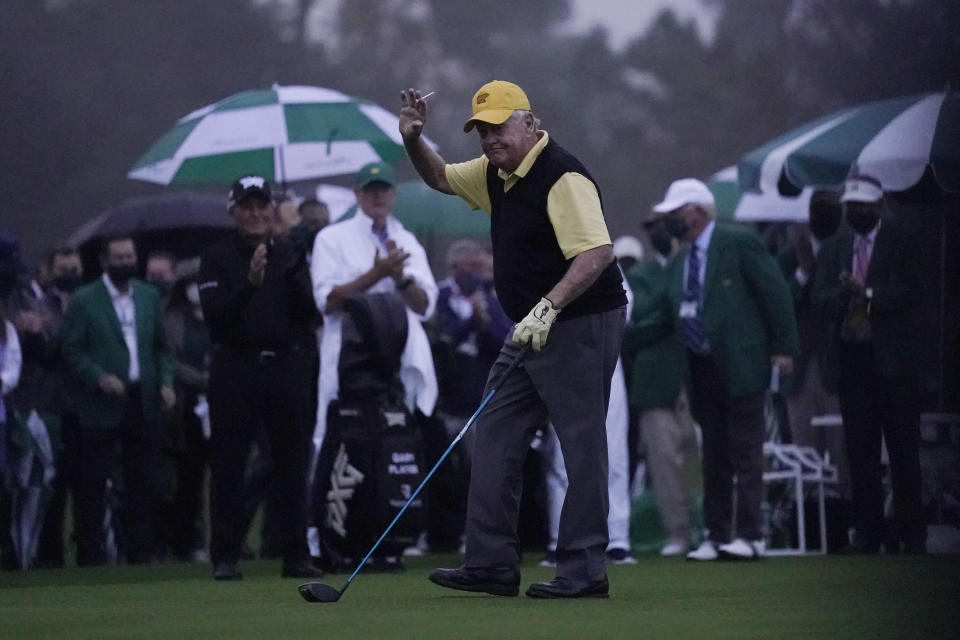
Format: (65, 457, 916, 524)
(464, 307, 625, 585)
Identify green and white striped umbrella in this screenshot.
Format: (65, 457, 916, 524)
(128, 85, 433, 185)
(738, 90, 960, 193)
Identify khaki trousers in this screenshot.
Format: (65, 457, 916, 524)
(638, 393, 696, 543)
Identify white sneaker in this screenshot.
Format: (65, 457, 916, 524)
(402, 532, 430, 557)
(686, 540, 719, 561)
(660, 540, 690, 557)
(718, 538, 765, 560)
(606, 548, 638, 565)
(538, 550, 557, 567)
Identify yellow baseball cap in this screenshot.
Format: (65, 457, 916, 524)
(463, 80, 531, 132)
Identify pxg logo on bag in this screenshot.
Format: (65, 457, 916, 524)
(325, 443, 365, 539)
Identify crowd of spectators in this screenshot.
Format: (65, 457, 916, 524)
(0, 164, 931, 576)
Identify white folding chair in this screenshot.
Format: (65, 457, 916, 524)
(762, 442, 839, 555)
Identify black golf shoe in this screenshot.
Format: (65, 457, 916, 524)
(525, 576, 609, 599)
(428, 566, 520, 596)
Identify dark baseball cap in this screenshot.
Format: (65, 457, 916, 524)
(227, 175, 272, 210)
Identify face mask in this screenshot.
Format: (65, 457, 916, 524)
(148, 279, 171, 298)
(53, 273, 82, 293)
(845, 208, 880, 235)
(650, 228, 674, 257)
(808, 205, 841, 241)
(455, 271, 485, 296)
(185, 282, 201, 306)
(107, 264, 138, 287)
(665, 217, 688, 240)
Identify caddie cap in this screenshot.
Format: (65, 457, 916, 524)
(228, 175, 272, 210)
(354, 162, 396, 189)
(652, 178, 715, 213)
(613, 235, 644, 262)
(463, 80, 531, 132)
(840, 174, 883, 204)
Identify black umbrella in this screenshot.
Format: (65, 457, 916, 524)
(67, 192, 232, 273)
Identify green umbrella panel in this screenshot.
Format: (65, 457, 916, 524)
(129, 85, 434, 186)
(737, 90, 960, 193)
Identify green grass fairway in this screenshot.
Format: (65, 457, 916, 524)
(2, 554, 957, 639)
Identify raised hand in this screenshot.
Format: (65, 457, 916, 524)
(399, 88, 429, 142)
(373, 241, 410, 281)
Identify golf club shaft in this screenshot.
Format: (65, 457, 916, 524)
(338, 344, 529, 594)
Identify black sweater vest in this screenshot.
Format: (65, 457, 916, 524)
(486, 139, 626, 322)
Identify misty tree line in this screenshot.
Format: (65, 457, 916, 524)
(1, 0, 957, 258)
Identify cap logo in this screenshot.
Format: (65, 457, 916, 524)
(239, 176, 265, 189)
(371, 167, 381, 174)
(476, 92, 489, 105)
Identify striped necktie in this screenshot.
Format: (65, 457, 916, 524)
(681, 243, 710, 353)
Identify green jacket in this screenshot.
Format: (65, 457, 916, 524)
(624, 259, 685, 409)
(61, 278, 174, 429)
(812, 219, 922, 392)
(633, 223, 799, 397)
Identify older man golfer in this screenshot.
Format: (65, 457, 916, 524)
(400, 81, 626, 598)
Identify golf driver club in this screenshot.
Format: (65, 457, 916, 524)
(298, 344, 529, 603)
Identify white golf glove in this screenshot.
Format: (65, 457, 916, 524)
(512, 297, 560, 352)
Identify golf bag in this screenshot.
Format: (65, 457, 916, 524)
(313, 293, 425, 572)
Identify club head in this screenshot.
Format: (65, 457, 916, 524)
(298, 582, 342, 603)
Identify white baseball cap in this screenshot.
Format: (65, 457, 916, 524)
(652, 178, 715, 213)
(613, 235, 644, 261)
(840, 175, 883, 203)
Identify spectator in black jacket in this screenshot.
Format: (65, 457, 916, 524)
(198, 176, 322, 581)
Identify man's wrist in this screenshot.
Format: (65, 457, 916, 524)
(397, 277, 414, 291)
